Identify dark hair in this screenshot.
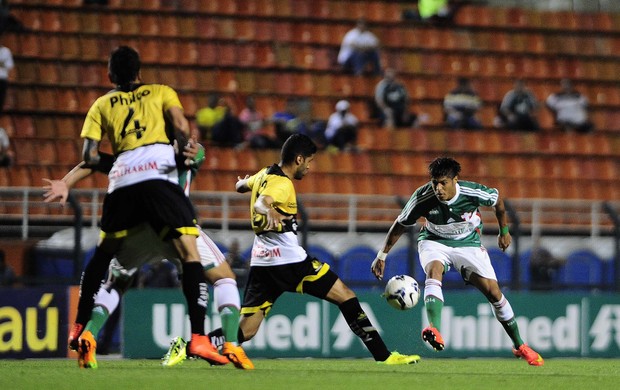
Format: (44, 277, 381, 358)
(281, 134, 317, 164)
(108, 46, 141, 89)
(428, 156, 461, 179)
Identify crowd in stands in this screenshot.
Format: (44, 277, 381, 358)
(181, 13, 596, 152)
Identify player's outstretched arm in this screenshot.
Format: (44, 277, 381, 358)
(371, 220, 407, 280)
(42, 163, 93, 205)
(494, 197, 512, 251)
(166, 106, 191, 138)
(236, 175, 251, 193)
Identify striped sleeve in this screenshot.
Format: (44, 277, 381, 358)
(459, 181, 499, 207)
(396, 183, 435, 226)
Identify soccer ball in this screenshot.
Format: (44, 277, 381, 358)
(384, 275, 420, 310)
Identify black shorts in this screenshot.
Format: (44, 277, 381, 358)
(100, 179, 197, 240)
(240, 257, 339, 316)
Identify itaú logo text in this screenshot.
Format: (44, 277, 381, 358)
(0, 294, 59, 353)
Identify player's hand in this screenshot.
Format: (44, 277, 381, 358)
(498, 232, 512, 252)
(42, 178, 69, 206)
(370, 258, 385, 281)
(264, 208, 291, 231)
(183, 137, 200, 165)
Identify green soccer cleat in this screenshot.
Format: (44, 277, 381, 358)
(161, 337, 187, 367)
(380, 351, 421, 365)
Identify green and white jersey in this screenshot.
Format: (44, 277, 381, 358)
(397, 181, 499, 248)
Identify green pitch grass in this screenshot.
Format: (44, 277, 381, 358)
(2, 357, 619, 390)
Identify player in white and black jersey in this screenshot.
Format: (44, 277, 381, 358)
(371, 156, 544, 366)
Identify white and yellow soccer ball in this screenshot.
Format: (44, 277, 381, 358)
(384, 274, 420, 310)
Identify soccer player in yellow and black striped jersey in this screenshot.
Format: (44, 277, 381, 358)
(208, 134, 420, 365)
(68, 46, 220, 368)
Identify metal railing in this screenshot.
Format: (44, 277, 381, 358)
(1, 188, 618, 290)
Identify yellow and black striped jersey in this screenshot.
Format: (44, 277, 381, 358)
(80, 84, 182, 155)
(247, 164, 298, 235)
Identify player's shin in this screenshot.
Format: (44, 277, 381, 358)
(182, 262, 208, 335)
(424, 279, 444, 329)
(339, 297, 390, 361)
(492, 295, 524, 347)
(214, 278, 241, 344)
(75, 248, 114, 326)
(85, 287, 119, 339)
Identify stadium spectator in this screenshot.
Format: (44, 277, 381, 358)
(239, 95, 278, 149)
(138, 260, 181, 288)
(499, 79, 540, 131)
(529, 243, 566, 291)
(402, 0, 469, 25)
(0, 125, 13, 167)
(225, 239, 249, 288)
(371, 156, 544, 366)
(337, 19, 382, 76)
(195, 94, 225, 141)
(0, 249, 16, 286)
(546, 78, 594, 133)
(374, 68, 418, 129)
(0, 42, 13, 113)
(325, 100, 359, 152)
(443, 77, 483, 130)
(211, 99, 244, 148)
(207, 134, 420, 365)
(272, 98, 311, 147)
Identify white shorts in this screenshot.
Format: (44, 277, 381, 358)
(113, 223, 226, 274)
(417, 240, 497, 282)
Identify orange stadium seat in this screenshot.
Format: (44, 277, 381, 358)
(55, 139, 80, 166)
(16, 61, 38, 84)
(7, 165, 32, 187)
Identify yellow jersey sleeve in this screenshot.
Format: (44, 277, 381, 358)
(247, 165, 298, 234)
(80, 84, 183, 155)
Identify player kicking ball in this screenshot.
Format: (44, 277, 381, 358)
(371, 156, 544, 366)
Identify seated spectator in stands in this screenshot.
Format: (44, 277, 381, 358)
(195, 93, 226, 141)
(402, 0, 467, 25)
(0, 42, 13, 113)
(499, 79, 540, 131)
(325, 100, 359, 152)
(138, 260, 180, 289)
(272, 98, 301, 146)
(0, 126, 13, 167)
(546, 78, 594, 133)
(374, 68, 418, 129)
(443, 77, 483, 130)
(529, 243, 565, 291)
(337, 19, 382, 76)
(226, 239, 249, 288)
(209, 97, 244, 148)
(239, 96, 279, 149)
(0, 249, 16, 286)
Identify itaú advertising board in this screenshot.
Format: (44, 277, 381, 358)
(0, 287, 71, 358)
(123, 289, 620, 359)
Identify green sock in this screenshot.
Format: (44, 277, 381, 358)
(424, 296, 443, 330)
(220, 306, 240, 344)
(84, 305, 109, 339)
(501, 318, 524, 348)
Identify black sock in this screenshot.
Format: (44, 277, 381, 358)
(208, 326, 245, 349)
(76, 247, 113, 325)
(339, 297, 390, 361)
(182, 262, 208, 335)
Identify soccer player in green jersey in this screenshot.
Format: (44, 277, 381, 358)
(371, 156, 544, 366)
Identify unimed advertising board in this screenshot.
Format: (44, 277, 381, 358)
(122, 289, 620, 359)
